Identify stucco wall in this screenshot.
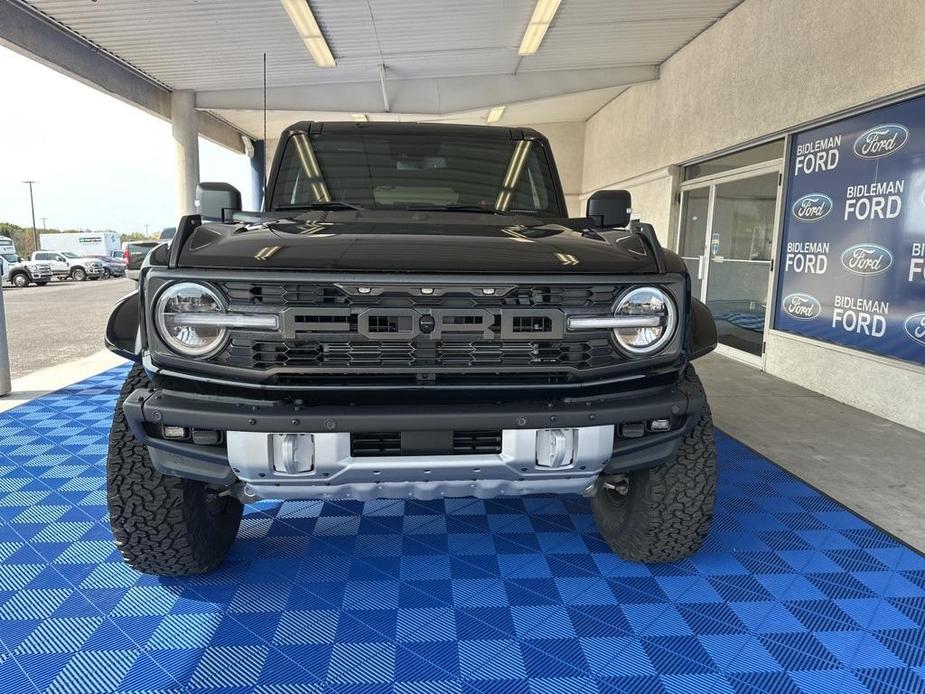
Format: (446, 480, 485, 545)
(583, 0, 925, 193)
(580, 0, 925, 431)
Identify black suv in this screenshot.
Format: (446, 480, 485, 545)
(105, 122, 718, 575)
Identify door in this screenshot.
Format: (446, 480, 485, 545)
(677, 168, 781, 359)
(677, 187, 710, 299)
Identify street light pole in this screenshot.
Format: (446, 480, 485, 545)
(22, 181, 38, 254)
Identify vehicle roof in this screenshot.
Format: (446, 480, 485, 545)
(282, 121, 549, 142)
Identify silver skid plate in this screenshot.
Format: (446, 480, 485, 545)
(226, 426, 614, 501)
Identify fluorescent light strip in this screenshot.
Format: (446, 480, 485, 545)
(518, 0, 562, 55)
(496, 141, 533, 210)
(487, 106, 506, 123)
(280, 0, 336, 67)
(351, 113, 369, 122)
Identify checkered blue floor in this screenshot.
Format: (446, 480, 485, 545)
(0, 365, 924, 693)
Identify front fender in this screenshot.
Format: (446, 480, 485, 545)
(105, 290, 142, 362)
(689, 298, 717, 360)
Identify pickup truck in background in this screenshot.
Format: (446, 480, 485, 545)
(123, 241, 161, 281)
(1, 251, 53, 288)
(31, 250, 106, 281)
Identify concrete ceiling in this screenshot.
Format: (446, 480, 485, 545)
(18, 0, 743, 137)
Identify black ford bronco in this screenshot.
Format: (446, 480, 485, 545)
(105, 122, 718, 575)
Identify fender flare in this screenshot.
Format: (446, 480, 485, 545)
(689, 298, 717, 360)
(105, 290, 142, 362)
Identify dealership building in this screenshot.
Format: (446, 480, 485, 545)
(540, 0, 925, 432)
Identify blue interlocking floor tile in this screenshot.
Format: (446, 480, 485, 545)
(0, 364, 923, 692)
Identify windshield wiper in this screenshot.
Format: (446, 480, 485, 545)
(276, 201, 365, 212)
(407, 204, 510, 215)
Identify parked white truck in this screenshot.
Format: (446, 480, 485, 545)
(31, 250, 105, 281)
(0, 237, 53, 287)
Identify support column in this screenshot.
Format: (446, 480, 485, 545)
(0, 284, 11, 397)
(250, 139, 266, 211)
(170, 90, 200, 218)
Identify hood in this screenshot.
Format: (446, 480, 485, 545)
(177, 212, 659, 275)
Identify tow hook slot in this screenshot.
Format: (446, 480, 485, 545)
(273, 433, 315, 475)
(535, 428, 577, 468)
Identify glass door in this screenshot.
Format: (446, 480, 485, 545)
(705, 173, 778, 356)
(677, 168, 781, 359)
(678, 187, 710, 299)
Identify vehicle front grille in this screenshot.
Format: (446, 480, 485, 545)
(206, 280, 631, 383)
(221, 281, 620, 308)
(221, 337, 616, 370)
(349, 430, 503, 457)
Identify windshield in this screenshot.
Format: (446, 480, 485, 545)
(1, 253, 17, 263)
(61, 252, 78, 258)
(271, 132, 562, 216)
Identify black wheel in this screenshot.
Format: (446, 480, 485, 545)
(71, 267, 87, 281)
(102, 268, 112, 279)
(107, 363, 243, 575)
(11, 273, 29, 288)
(591, 368, 716, 563)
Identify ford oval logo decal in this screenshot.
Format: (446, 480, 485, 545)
(791, 193, 833, 222)
(904, 313, 925, 347)
(853, 123, 909, 159)
(840, 243, 893, 275)
(782, 293, 822, 321)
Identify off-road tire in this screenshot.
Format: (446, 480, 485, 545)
(11, 272, 29, 288)
(106, 363, 243, 575)
(591, 368, 716, 563)
(71, 267, 87, 281)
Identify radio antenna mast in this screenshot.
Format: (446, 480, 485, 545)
(262, 52, 267, 209)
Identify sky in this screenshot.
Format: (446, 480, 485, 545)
(0, 45, 253, 235)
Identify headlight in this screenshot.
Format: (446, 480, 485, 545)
(155, 282, 228, 358)
(612, 286, 677, 355)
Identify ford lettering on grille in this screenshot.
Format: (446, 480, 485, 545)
(281, 307, 565, 341)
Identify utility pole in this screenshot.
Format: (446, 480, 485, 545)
(22, 181, 38, 254)
(144, 224, 149, 236)
(41, 217, 47, 230)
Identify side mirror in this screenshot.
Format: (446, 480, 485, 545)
(587, 189, 632, 228)
(196, 182, 242, 222)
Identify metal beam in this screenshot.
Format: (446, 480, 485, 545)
(196, 65, 659, 115)
(0, 0, 246, 153)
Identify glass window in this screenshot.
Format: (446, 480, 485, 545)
(271, 132, 562, 215)
(1, 253, 17, 263)
(683, 140, 784, 181)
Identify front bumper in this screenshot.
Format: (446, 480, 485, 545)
(124, 373, 706, 501)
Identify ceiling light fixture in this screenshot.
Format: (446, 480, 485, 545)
(351, 113, 369, 122)
(487, 106, 506, 123)
(518, 0, 562, 55)
(280, 0, 336, 67)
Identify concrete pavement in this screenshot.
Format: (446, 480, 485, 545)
(0, 277, 132, 380)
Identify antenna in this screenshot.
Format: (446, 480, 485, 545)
(262, 52, 267, 209)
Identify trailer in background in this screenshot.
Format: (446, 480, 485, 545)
(39, 232, 120, 257)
